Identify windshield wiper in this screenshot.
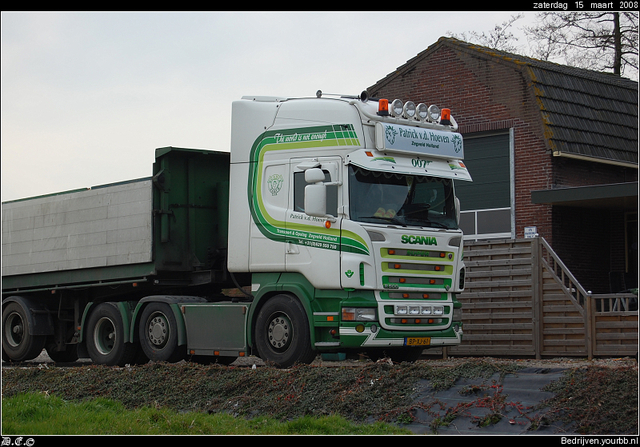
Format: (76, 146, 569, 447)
(422, 220, 449, 229)
(361, 215, 407, 226)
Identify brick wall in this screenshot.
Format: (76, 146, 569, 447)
(369, 45, 555, 242)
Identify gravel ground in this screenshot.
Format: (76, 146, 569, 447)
(16, 349, 638, 369)
(317, 353, 639, 370)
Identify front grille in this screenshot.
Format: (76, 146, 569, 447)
(378, 245, 456, 330)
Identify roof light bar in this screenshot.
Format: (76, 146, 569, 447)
(368, 96, 456, 129)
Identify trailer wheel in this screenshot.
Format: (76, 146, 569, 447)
(138, 303, 186, 363)
(254, 294, 315, 368)
(86, 303, 137, 366)
(2, 301, 47, 362)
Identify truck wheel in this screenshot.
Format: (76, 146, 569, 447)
(255, 294, 315, 368)
(86, 303, 137, 366)
(2, 301, 47, 362)
(138, 303, 185, 363)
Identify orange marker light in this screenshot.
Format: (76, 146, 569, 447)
(378, 99, 389, 116)
(325, 220, 331, 229)
(440, 108, 452, 125)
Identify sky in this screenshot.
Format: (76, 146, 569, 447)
(1, 11, 541, 202)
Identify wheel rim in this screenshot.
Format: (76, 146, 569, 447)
(93, 317, 116, 355)
(267, 313, 292, 351)
(5, 311, 24, 348)
(147, 312, 169, 348)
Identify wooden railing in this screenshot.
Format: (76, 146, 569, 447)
(538, 237, 590, 310)
(439, 237, 638, 359)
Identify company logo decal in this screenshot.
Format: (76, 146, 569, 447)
(385, 125, 398, 145)
(267, 173, 284, 196)
(379, 123, 465, 160)
(401, 235, 438, 245)
(452, 134, 462, 153)
(372, 156, 396, 163)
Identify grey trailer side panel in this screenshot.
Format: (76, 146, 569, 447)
(2, 179, 153, 277)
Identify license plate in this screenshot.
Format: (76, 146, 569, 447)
(405, 337, 431, 346)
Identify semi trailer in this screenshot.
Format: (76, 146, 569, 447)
(2, 91, 472, 368)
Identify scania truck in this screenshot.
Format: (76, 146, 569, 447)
(2, 91, 472, 368)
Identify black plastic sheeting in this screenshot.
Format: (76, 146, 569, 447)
(406, 367, 577, 435)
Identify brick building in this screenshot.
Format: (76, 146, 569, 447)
(367, 37, 638, 294)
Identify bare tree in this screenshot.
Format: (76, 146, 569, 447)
(447, 14, 525, 53)
(524, 12, 638, 78)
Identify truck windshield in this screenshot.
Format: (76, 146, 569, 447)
(348, 165, 458, 229)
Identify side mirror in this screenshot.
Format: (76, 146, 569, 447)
(305, 168, 325, 184)
(305, 183, 327, 217)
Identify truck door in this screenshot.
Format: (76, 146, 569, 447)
(249, 162, 288, 271)
(286, 157, 342, 289)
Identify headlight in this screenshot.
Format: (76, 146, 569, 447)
(342, 307, 377, 322)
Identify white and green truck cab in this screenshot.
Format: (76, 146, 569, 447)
(2, 91, 471, 368)
(227, 92, 471, 366)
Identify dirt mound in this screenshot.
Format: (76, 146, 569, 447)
(2, 356, 637, 435)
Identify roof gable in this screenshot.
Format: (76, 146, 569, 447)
(369, 37, 638, 167)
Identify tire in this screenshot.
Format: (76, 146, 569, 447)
(254, 294, 315, 368)
(86, 303, 138, 366)
(2, 301, 47, 362)
(138, 303, 186, 363)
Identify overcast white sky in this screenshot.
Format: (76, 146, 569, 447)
(1, 11, 540, 202)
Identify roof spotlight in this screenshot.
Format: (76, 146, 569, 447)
(428, 104, 440, 122)
(416, 103, 428, 121)
(391, 99, 403, 117)
(403, 101, 416, 119)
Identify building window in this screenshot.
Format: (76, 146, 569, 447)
(455, 132, 512, 240)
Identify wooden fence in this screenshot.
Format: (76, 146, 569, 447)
(436, 237, 638, 359)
